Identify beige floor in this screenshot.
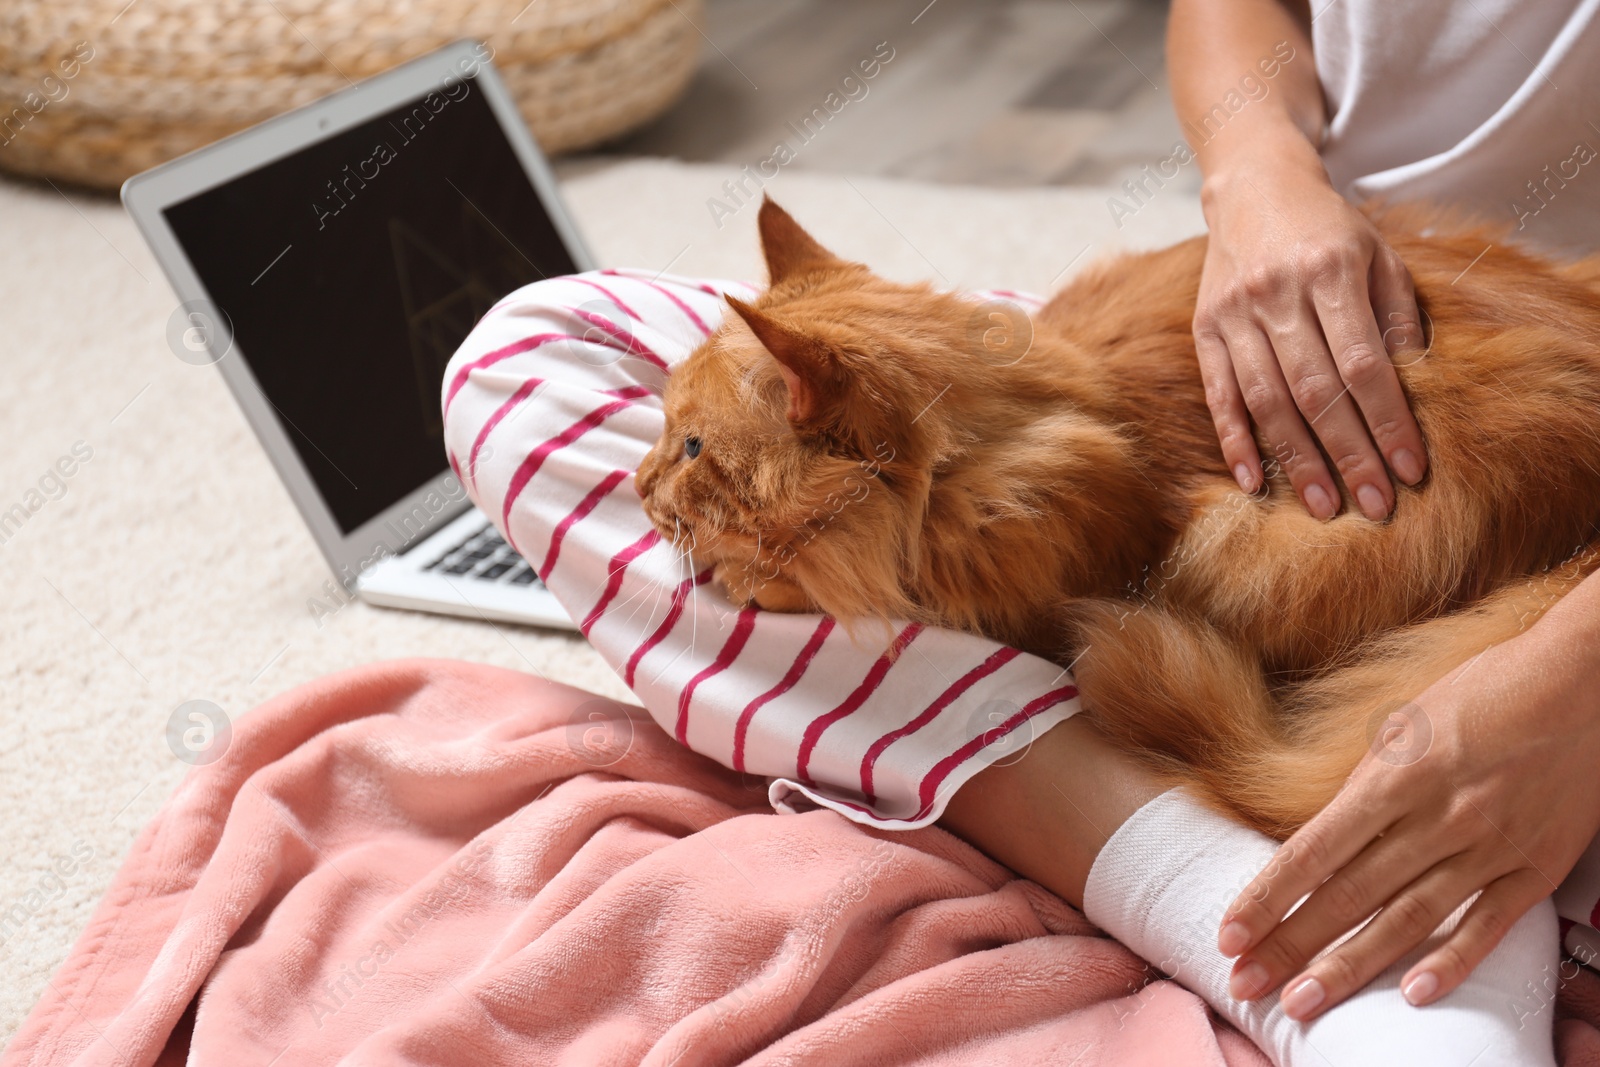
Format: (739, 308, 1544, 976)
(0, 157, 1202, 1043)
(613, 0, 1189, 189)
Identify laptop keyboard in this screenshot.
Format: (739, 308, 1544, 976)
(423, 522, 545, 588)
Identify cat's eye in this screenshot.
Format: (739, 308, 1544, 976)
(684, 436, 703, 460)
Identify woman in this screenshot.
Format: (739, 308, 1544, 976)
(438, 1, 1600, 1062)
(1159, 0, 1600, 1036)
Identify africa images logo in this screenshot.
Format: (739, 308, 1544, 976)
(311, 43, 496, 230)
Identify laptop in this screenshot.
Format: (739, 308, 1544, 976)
(122, 40, 591, 630)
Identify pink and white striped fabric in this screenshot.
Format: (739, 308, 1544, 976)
(440, 269, 1075, 829)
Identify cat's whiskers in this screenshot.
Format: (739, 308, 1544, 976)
(639, 527, 701, 685)
(644, 544, 704, 685)
(685, 520, 700, 660)
(609, 513, 691, 629)
(611, 549, 676, 628)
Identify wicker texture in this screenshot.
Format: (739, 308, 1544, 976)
(0, 0, 702, 189)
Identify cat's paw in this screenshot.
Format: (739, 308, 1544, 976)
(749, 574, 816, 613)
(712, 561, 815, 613)
(711, 560, 754, 605)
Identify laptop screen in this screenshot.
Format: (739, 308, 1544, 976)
(164, 76, 578, 535)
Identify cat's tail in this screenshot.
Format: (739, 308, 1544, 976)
(1058, 597, 1308, 837)
(1061, 547, 1600, 839)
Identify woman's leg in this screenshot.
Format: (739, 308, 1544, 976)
(441, 270, 1081, 828)
(939, 714, 1165, 905)
(947, 718, 1559, 1067)
(443, 270, 1557, 1066)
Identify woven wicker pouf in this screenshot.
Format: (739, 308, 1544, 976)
(0, 0, 703, 190)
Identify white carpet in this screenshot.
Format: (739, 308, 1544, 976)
(0, 155, 1202, 1042)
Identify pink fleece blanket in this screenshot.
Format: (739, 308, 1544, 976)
(6, 659, 1598, 1066)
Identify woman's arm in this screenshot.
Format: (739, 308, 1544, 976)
(1167, 0, 1429, 521)
(1170, 0, 1324, 148)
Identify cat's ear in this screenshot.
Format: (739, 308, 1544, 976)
(758, 197, 843, 285)
(725, 295, 839, 426)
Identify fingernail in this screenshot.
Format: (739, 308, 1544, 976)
(1302, 483, 1335, 520)
(1391, 448, 1423, 484)
(1218, 921, 1251, 957)
(1403, 970, 1439, 1005)
(1280, 976, 1326, 1019)
(1356, 483, 1388, 521)
(1233, 463, 1257, 494)
(1229, 960, 1270, 1000)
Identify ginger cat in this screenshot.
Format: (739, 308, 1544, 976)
(635, 197, 1600, 837)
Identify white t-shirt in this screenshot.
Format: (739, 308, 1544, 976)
(1314, 0, 1600, 255)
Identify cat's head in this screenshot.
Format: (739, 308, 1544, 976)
(636, 198, 981, 619)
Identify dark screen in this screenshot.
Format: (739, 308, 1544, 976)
(165, 77, 578, 534)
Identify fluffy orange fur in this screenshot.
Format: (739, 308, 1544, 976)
(636, 197, 1600, 837)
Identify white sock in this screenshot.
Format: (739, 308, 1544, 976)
(1082, 789, 1558, 1067)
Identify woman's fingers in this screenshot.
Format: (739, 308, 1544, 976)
(1370, 245, 1430, 374)
(1260, 309, 1395, 521)
(1219, 783, 1396, 958)
(1195, 226, 1428, 520)
(1309, 249, 1429, 492)
(1194, 326, 1264, 492)
(1368, 247, 1429, 484)
(1224, 321, 1342, 518)
(1261, 857, 1488, 1020)
(1400, 868, 1554, 1007)
(1226, 819, 1454, 1001)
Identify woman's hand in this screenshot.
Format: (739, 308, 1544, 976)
(1194, 140, 1430, 521)
(1214, 570, 1600, 1021)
